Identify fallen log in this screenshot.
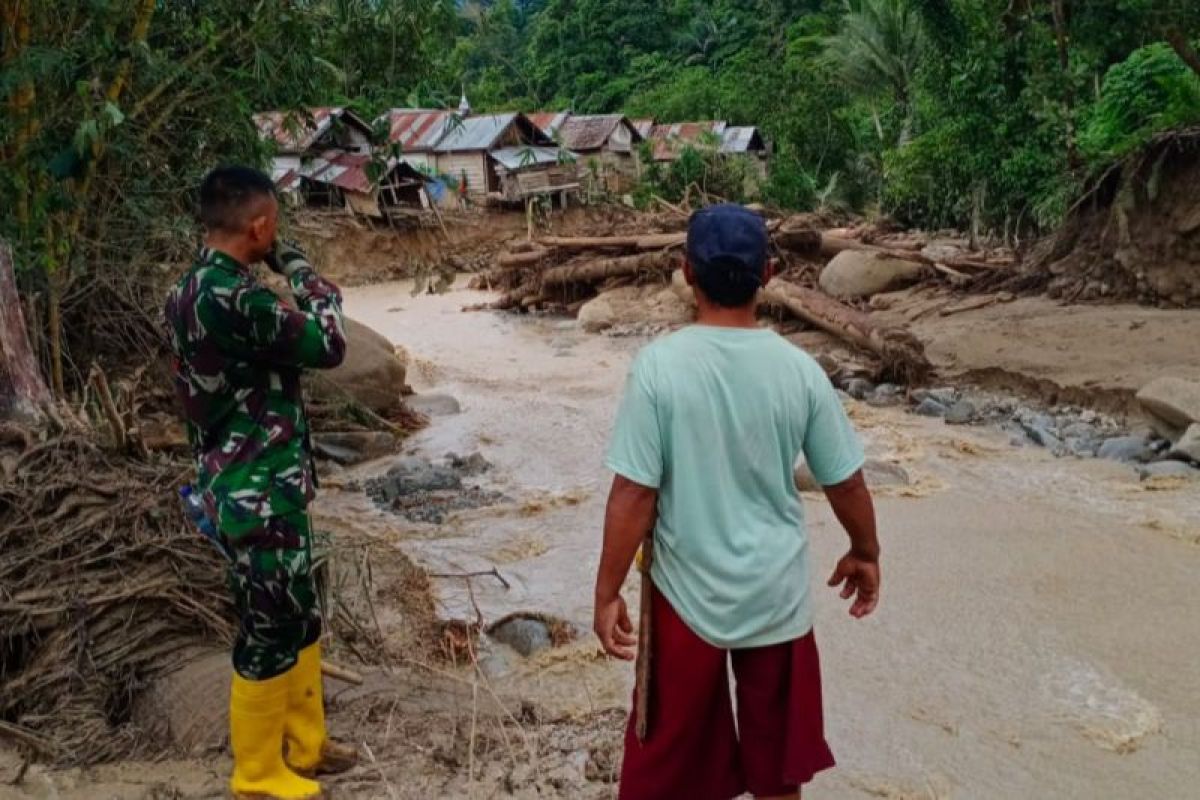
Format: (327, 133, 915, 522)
(761, 279, 932, 384)
(537, 232, 686, 252)
(497, 247, 552, 268)
(819, 234, 1008, 274)
(540, 251, 677, 288)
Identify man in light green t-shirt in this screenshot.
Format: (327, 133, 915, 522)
(596, 204, 881, 800)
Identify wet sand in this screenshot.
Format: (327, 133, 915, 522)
(343, 279, 1200, 799)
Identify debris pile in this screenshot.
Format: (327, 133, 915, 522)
(473, 212, 1015, 384)
(0, 431, 232, 765)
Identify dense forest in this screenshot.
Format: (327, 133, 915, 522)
(1, 1, 1199, 393)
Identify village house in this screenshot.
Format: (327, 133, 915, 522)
(277, 152, 429, 219)
(529, 113, 643, 193)
(647, 120, 770, 193)
(378, 107, 578, 205)
(252, 107, 374, 187)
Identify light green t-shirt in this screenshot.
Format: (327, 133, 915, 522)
(606, 325, 865, 649)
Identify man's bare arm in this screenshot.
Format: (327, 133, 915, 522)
(822, 470, 881, 618)
(594, 475, 658, 659)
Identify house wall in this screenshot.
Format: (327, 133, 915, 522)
(434, 152, 492, 198)
(271, 155, 301, 181)
(400, 153, 435, 174)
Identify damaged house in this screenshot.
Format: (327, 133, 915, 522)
(530, 113, 643, 193)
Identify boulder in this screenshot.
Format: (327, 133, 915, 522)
(577, 285, 695, 333)
(1136, 377, 1200, 440)
(914, 397, 948, 417)
(669, 269, 698, 307)
(818, 250, 927, 299)
(1167, 423, 1200, 464)
(1138, 460, 1200, 481)
(488, 616, 553, 657)
(312, 431, 397, 465)
(307, 317, 408, 414)
(944, 400, 977, 425)
(1097, 435, 1155, 463)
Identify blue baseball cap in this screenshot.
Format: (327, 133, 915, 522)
(686, 203, 769, 280)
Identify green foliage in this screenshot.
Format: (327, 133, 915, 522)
(1079, 43, 1200, 162)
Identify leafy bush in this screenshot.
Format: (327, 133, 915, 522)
(1079, 42, 1200, 162)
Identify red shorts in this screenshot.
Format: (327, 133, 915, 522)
(619, 586, 835, 799)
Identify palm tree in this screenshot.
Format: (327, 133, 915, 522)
(823, 0, 925, 146)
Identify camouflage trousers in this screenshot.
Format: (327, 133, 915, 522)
(227, 509, 322, 680)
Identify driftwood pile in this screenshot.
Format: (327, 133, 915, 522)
(470, 214, 976, 384)
(0, 431, 232, 765)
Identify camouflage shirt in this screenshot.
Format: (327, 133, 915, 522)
(164, 247, 346, 538)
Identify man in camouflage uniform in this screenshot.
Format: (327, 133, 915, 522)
(165, 166, 354, 800)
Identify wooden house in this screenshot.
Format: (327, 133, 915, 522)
(252, 107, 374, 189)
(530, 113, 643, 193)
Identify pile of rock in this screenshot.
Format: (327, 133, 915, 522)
(837, 371, 1200, 481)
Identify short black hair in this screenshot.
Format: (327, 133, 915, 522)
(198, 165, 276, 232)
(693, 257, 765, 307)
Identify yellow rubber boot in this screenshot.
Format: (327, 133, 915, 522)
(229, 670, 323, 800)
(285, 643, 358, 777)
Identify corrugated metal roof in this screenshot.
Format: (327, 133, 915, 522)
(490, 146, 577, 171)
(529, 111, 570, 137)
(252, 107, 371, 154)
(292, 150, 423, 194)
(377, 109, 455, 153)
(720, 126, 766, 154)
(648, 121, 728, 160)
(432, 113, 520, 152)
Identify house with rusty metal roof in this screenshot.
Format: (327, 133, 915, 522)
(276, 150, 429, 219)
(252, 107, 374, 186)
(378, 108, 579, 204)
(647, 120, 770, 195)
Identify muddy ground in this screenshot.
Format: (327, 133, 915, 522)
(6, 263, 1200, 798)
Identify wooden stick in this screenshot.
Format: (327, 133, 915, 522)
(321, 660, 364, 686)
(634, 536, 655, 743)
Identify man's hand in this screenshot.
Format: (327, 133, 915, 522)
(264, 239, 311, 278)
(594, 593, 637, 660)
(828, 552, 880, 618)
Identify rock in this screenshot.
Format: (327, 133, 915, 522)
(669, 269, 698, 307)
(863, 459, 911, 488)
(1097, 435, 1155, 463)
(312, 431, 397, 465)
(407, 393, 462, 417)
(1022, 420, 1062, 451)
(914, 397, 948, 417)
(489, 617, 553, 657)
(379, 456, 462, 498)
(578, 284, 695, 333)
(1136, 377, 1200, 439)
(1138, 461, 1200, 481)
(447, 451, 492, 475)
(912, 387, 958, 406)
(944, 400, 977, 425)
(842, 377, 875, 400)
(867, 383, 903, 407)
(1167, 423, 1200, 463)
(307, 317, 408, 414)
(818, 250, 927, 299)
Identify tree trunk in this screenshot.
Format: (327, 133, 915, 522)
(540, 251, 677, 288)
(818, 234, 1006, 272)
(537, 233, 687, 252)
(0, 240, 51, 422)
(1165, 28, 1200, 80)
(761, 279, 932, 384)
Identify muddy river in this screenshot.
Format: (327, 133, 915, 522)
(334, 278, 1200, 799)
